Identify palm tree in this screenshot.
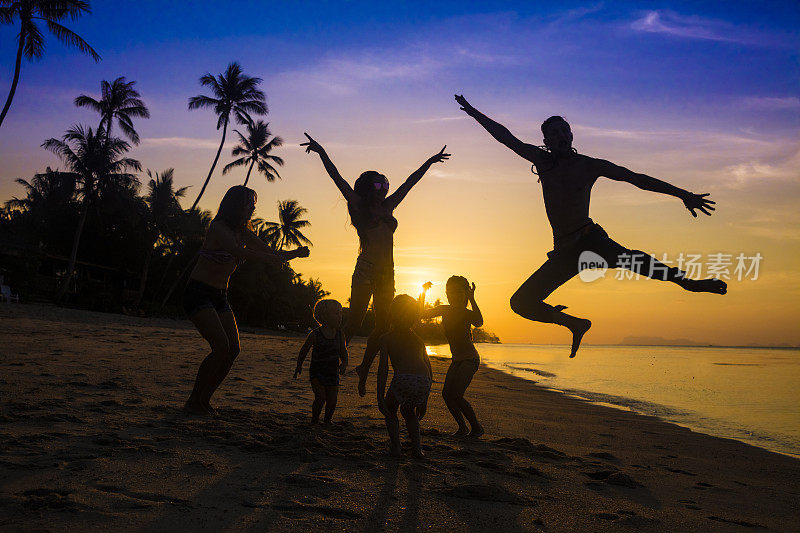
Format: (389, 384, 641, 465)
(5, 167, 76, 212)
(133, 168, 187, 308)
(222, 119, 283, 187)
(74, 77, 149, 144)
(42, 124, 141, 302)
(252, 217, 280, 249)
(0, 0, 100, 128)
(187, 62, 266, 210)
(258, 200, 312, 250)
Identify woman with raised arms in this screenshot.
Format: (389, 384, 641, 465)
(301, 133, 449, 396)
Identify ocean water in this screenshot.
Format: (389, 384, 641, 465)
(426, 343, 800, 457)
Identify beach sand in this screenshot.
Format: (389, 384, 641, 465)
(1, 303, 798, 531)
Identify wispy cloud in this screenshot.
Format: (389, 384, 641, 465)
(410, 116, 468, 124)
(724, 147, 800, 187)
(730, 212, 800, 241)
(630, 10, 792, 47)
(272, 51, 441, 96)
(550, 2, 605, 25)
(143, 137, 220, 150)
(738, 96, 800, 111)
(572, 124, 776, 148)
(570, 123, 800, 189)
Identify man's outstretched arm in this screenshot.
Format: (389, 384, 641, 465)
(455, 94, 547, 167)
(595, 158, 716, 217)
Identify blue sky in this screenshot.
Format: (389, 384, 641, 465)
(1, 1, 798, 344)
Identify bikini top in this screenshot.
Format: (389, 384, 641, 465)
(361, 214, 398, 233)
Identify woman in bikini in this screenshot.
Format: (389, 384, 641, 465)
(301, 133, 449, 396)
(183, 185, 309, 415)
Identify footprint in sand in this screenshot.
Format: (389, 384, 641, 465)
(707, 516, 765, 528)
(18, 488, 81, 511)
(664, 467, 697, 476)
(439, 483, 534, 506)
(583, 470, 641, 488)
(588, 451, 617, 461)
(271, 502, 363, 520)
(593, 512, 620, 520)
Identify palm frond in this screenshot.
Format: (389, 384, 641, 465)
(23, 21, 45, 59)
(222, 157, 247, 174)
(116, 115, 140, 144)
(73, 94, 102, 111)
(257, 161, 280, 181)
(43, 19, 100, 60)
(187, 94, 219, 110)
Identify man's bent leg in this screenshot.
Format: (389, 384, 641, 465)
(595, 233, 727, 295)
(510, 251, 591, 357)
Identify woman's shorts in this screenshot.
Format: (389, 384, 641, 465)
(351, 256, 394, 294)
(183, 279, 232, 317)
(388, 373, 432, 408)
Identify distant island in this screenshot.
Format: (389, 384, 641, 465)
(416, 321, 501, 345)
(620, 336, 799, 349)
(621, 335, 706, 346)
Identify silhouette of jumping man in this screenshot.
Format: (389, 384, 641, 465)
(302, 133, 450, 395)
(455, 95, 726, 358)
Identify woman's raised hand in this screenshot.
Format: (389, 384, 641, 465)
(300, 132, 324, 154)
(428, 145, 451, 164)
(467, 282, 476, 300)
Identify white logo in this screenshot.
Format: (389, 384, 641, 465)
(578, 251, 608, 282)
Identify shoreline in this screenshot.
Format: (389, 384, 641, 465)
(442, 342, 800, 459)
(2, 303, 799, 530)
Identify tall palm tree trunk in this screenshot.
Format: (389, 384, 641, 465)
(104, 114, 113, 144)
(190, 116, 228, 210)
(133, 243, 155, 308)
(55, 195, 90, 303)
(243, 159, 256, 187)
(0, 26, 26, 128)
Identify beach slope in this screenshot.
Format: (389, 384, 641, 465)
(1, 304, 798, 531)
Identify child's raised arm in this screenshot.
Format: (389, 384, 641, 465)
(376, 336, 390, 415)
(467, 282, 484, 327)
(294, 331, 315, 379)
(419, 281, 446, 320)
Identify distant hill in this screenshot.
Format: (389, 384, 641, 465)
(621, 335, 706, 346)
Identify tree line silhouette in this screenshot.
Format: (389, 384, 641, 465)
(1, 47, 323, 330)
(1, 2, 500, 341)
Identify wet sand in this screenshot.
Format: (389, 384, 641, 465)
(1, 303, 798, 531)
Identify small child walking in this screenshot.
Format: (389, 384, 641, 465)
(377, 294, 433, 458)
(295, 299, 348, 424)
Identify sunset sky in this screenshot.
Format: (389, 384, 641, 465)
(1, 1, 798, 346)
